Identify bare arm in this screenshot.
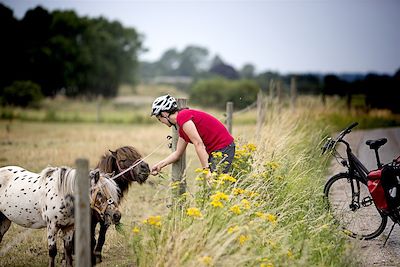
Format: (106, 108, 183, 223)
(181, 120, 209, 169)
(151, 137, 188, 174)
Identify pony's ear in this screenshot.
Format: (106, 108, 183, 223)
(94, 171, 100, 183)
(109, 150, 118, 158)
(90, 169, 100, 184)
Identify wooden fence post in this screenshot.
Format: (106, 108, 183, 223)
(269, 79, 275, 101)
(96, 96, 102, 123)
(171, 98, 187, 196)
(290, 76, 297, 110)
(256, 90, 267, 139)
(75, 158, 91, 267)
(225, 102, 233, 134)
(277, 80, 283, 105)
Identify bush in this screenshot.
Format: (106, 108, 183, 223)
(1, 81, 44, 108)
(190, 78, 259, 110)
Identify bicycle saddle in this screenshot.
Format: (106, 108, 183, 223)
(366, 138, 387, 150)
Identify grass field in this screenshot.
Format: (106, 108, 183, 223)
(0, 91, 399, 266)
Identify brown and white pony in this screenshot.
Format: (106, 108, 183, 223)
(92, 146, 150, 263)
(0, 166, 120, 267)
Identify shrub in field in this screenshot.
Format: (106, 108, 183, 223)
(190, 78, 259, 110)
(1, 80, 43, 108)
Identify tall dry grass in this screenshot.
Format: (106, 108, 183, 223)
(1, 95, 397, 266)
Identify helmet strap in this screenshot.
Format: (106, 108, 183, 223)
(166, 113, 177, 130)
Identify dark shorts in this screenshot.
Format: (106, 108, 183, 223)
(208, 142, 235, 173)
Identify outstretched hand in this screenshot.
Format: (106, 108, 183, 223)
(151, 164, 162, 175)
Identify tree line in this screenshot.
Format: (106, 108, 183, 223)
(141, 46, 399, 113)
(0, 3, 143, 102)
(1, 3, 398, 113)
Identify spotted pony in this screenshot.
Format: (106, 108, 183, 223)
(0, 166, 120, 267)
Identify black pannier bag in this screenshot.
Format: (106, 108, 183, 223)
(381, 159, 400, 211)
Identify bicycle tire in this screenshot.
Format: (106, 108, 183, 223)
(324, 172, 388, 240)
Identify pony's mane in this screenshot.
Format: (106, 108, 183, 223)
(40, 166, 76, 196)
(96, 146, 142, 174)
(95, 174, 120, 203)
(40, 167, 120, 202)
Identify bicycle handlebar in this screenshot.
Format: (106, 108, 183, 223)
(321, 122, 358, 154)
(336, 122, 358, 141)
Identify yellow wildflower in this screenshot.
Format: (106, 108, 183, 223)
(266, 213, 277, 224)
(199, 256, 213, 266)
(187, 207, 203, 218)
(132, 226, 140, 234)
(245, 143, 257, 152)
(211, 151, 223, 158)
(143, 215, 162, 227)
(227, 225, 239, 234)
(195, 176, 204, 181)
(287, 250, 293, 258)
(255, 211, 265, 218)
(210, 191, 229, 201)
(230, 205, 242, 215)
(241, 199, 251, 209)
(218, 173, 236, 183)
(238, 234, 249, 245)
(255, 211, 277, 224)
(210, 199, 223, 208)
(169, 181, 180, 189)
(265, 161, 280, 170)
(233, 188, 245, 195)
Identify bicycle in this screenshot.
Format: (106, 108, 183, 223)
(322, 122, 399, 240)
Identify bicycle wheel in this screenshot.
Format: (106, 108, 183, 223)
(324, 173, 387, 240)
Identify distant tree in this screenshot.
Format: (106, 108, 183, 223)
(176, 46, 209, 76)
(240, 64, 256, 79)
(158, 48, 180, 75)
(0, 4, 19, 90)
(292, 74, 321, 95)
(209, 56, 239, 80)
(364, 73, 399, 113)
(210, 55, 224, 67)
(19, 6, 55, 95)
(323, 74, 349, 96)
(254, 71, 280, 92)
(0, 4, 144, 98)
(1, 80, 43, 107)
(190, 78, 258, 109)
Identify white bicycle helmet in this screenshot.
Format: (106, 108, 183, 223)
(151, 95, 178, 116)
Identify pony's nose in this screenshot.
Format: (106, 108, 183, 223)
(113, 212, 121, 223)
(141, 162, 150, 173)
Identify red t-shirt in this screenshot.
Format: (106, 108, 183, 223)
(176, 109, 234, 154)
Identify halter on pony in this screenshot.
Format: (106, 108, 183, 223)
(90, 183, 118, 220)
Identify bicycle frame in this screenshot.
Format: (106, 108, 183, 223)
(337, 139, 373, 210)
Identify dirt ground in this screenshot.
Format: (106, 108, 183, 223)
(329, 127, 400, 266)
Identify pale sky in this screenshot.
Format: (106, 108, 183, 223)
(2, 0, 400, 75)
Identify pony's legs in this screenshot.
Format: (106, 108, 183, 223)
(94, 222, 109, 264)
(90, 219, 98, 266)
(62, 228, 74, 267)
(47, 223, 58, 267)
(0, 212, 12, 243)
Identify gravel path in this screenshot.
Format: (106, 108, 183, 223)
(329, 127, 400, 266)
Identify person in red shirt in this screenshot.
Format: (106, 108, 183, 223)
(150, 95, 235, 175)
